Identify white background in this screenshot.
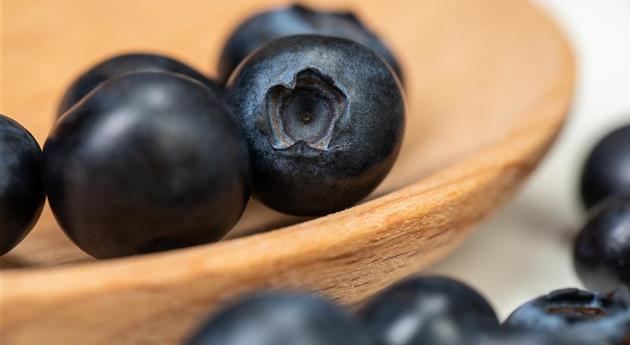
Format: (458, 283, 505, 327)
(429, 0, 630, 317)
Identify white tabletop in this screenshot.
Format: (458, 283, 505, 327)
(428, 0, 630, 318)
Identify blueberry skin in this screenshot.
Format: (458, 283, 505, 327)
(44, 72, 250, 259)
(574, 198, 630, 291)
(581, 124, 630, 210)
(218, 4, 403, 84)
(504, 288, 629, 332)
(228, 35, 405, 216)
(563, 309, 630, 345)
(358, 276, 499, 345)
(57, 52, 222, 117)
(469, 330, 605, 345)
(0, 115, 45, 255)
(186, 292, 375, 345)
(468, 330, 558, 345)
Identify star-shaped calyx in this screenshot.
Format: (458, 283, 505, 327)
(263, 68, 347, 151)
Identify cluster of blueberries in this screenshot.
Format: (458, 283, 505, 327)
(178, 24, 630, 343)
(184, 275, 630, 345)
(182, 121, 630, 345)
(3, 3, 630, 343)
(0, 5, 406, 258)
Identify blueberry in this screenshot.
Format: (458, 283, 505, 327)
(562, 308, 630, 345)
(581, 124, 630, 210)
(504, 289, 630, 344)
(218, 4, 403, 84)
(228, 35, 405, 216)
(0, 115, 45, 255)
(574, 198, 630, 291)
(469, 330, 603, 345)
(44, 72, 250, 258)
(358, 276, 499, 345)
(57, 52, 221, 117)
(504, 288, 629, 332)
(468, 330, 556, 345)
(185, 292, 374, 345)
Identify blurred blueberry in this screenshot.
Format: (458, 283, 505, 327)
(218, 4, 403, 84)
(186, 292, 374, 345)
(581, 124, 630, 210)
(574, 198, 630, 291)
(504, 288, 629, 332)
(358, 276, 499, 345)
(0, 115, 45, 255)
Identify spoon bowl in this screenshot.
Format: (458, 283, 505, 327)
(1, 0, 574, 344)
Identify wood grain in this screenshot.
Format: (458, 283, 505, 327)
(0, 0, 574, 344)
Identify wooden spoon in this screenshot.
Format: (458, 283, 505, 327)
(1, 0, 574, 343)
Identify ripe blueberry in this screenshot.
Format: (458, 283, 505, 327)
(218, 4, 403, 84)
(468, 330, 556, 345)
(0, 115, 45, 255)
(581, 124, 630, 210)
(44, 72, 250, 258)
(57, 52, 221, 117)
(504, 288, 629, 332)
(185, 292, 374, 345)
(561, 308, 630, 345)
(469, 330, 606, 345)
(358, 276, 499, 345)
(228, 35, 405, 216)
(574, 198, 630, 291)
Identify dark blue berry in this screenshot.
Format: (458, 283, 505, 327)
(44, 72, 250, 258)
(468, 330, 556, 345)
(185, 292, 374, 345)
(581, 124, 630, 210)
(574, 198, 630, 292)
(0, 115, 45, 255)
(57, 52, 221, 117)
(504, 288, 629, 332)
(218, 4, 403, 84)
(561, 309, 630, 345)
(358, 276, 499, 345)
(469, 329, 605, 345)
(228, 35, 405, 216)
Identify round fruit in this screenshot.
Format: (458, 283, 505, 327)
(504, 288, 629, 332)
(574, 198, 630, 291)
(57, 52, 221, 117)
(218, 4, 403, 84)
(0, 115, 45, 255)
(358, 276, 499, 345)
(470, 330, 606, 345)
(562, 308, 630, 345)
(45, 72, 250, 259)
(228, 35, 405, 216)
(581, 124, 630, 210)
(468, 331, 556, 345)
(186, 292, 374, 345)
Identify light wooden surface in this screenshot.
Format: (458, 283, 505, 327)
(430, 0, 630, 317)
(0, 0, 574, 344)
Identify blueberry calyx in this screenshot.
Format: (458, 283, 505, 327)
(545, 306, 606, 320)
(262, 68, 346, 152)
(543, 289, 610, 322)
